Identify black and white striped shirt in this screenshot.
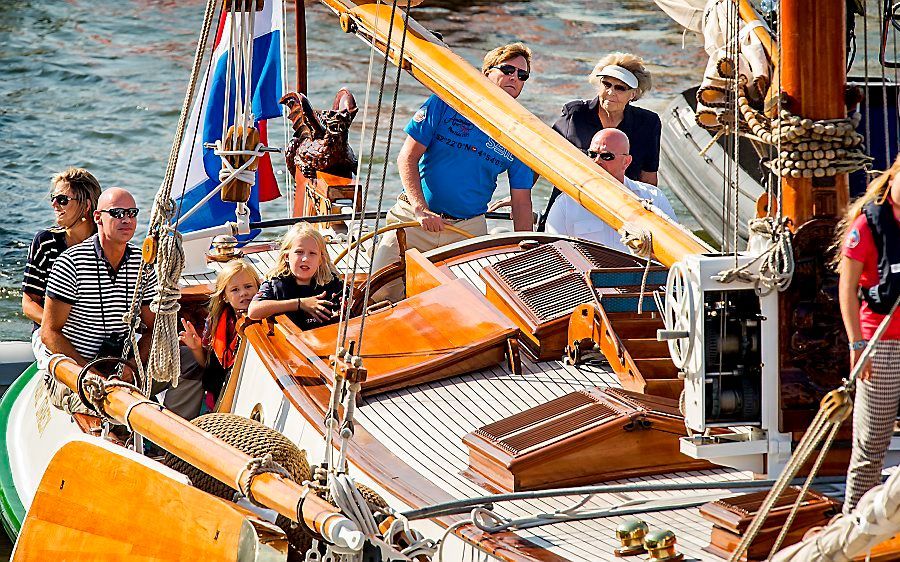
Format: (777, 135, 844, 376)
(22, 228, 68, 310)
(45, 235, 158, 360)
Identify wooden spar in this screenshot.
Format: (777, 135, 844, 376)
(738, 0, 778, 68)
(46, 356, 363, 551)
(316, 0, 711, 267)
(779, 0, 849, 225)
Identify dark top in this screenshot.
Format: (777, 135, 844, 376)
(22, 228, 69, 329)
(539, 98, 663, 230)
(254, 273, 344, 330)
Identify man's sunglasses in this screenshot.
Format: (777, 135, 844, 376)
(491, 64, 530, 82)
(587, 150, 619, 161)
(49, 194, 81, 206)
(99, 207, 139, 219)
(599, 79, 631, 93)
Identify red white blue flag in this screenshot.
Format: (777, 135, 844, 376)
(172, 0, 283, 236)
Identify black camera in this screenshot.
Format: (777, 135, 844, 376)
(95, 331, 128, 361)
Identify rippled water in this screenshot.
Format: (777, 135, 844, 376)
(0, 0, 887, 341)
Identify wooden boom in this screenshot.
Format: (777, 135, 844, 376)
(317, 0, 712, 267)
(47, 356, 363, 551)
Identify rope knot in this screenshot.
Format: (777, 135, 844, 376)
(235, 453, 292, 508)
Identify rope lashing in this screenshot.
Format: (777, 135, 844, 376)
(712, 216, 794, 295)
(235, 452, 292, 508)
(214, 138, 266, 187)
(739, 99, 871, 177)
(619, 217, 654, 314)
(76, 371, 144, 424)
(695, 55, 872, 177)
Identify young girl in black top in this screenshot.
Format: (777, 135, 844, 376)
(248, 222, 344, 329)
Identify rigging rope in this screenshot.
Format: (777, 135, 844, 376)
(135, 0, 218, 389)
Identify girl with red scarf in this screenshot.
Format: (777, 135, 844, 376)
(180, 259, 261, 406)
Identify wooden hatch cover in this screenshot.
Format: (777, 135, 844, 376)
(699, 487, 839, 561)
(283, 277, 519, 395)
(462, 387, 714, 492)
(481, 240, 667, 360)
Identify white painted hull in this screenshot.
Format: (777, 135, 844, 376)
(229, 343, 496, 561)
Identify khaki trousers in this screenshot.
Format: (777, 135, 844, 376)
(370, 194, 487, 302)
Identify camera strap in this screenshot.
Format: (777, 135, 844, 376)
(95, 249, 130, 342)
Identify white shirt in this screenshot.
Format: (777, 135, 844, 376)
(545, 177, 678, 253)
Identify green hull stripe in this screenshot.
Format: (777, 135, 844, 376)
(0, 363, 38, 540)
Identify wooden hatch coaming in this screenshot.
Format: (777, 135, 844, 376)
(239, 321, 570, 562)
(699, 487, 839, 561)
(462, 387, 714, 492)
(280, 277, 519, 395)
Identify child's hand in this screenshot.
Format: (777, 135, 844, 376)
(298, 292, 336, 322)
(179, 318, 203, 351)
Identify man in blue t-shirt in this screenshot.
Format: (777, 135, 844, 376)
(372, 42, 535, 301)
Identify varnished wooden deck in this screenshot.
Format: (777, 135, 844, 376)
(353, 251, 840, 562)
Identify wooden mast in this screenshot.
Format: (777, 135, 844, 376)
(779, 0, 849, 224)
(777, 0, 852, 432)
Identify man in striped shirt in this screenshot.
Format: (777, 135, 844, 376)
(41, 187, 157, 414)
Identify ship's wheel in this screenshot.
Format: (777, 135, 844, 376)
(661, 262, 696, 369)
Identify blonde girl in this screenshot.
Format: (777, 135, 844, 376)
(247, 222, 344, 329)
(837, 154, 900, 513)
(180, 259, 261, 403)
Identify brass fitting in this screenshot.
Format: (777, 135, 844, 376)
(644, 529, 684, 562)
(614, 519, 648, 556)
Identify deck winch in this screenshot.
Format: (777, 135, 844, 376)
(659, 253, 790, 475)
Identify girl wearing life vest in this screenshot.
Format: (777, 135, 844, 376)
(180, 259, 261, 408)
(838, 154, 900, 513)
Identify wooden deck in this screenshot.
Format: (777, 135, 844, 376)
(353, 251, 842, 562)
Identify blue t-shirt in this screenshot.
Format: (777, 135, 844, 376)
(404, 94, 533, 219)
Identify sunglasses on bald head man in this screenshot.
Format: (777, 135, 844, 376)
(586, 150, 622, 161)
(490, 64, 530, 82)
(99, 207, 139, 219)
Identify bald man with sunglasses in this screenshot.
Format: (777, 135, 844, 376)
(544, 129, 676, 252)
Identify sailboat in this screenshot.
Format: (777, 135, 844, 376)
(3, 0, 899, 560)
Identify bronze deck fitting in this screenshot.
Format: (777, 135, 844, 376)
(614, 518, 649, 556)
(208, 234, 242, 262)
(644, 529, 684, 562)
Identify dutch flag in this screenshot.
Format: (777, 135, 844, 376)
(171, 1, 284, 238)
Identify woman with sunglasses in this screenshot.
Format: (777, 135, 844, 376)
(540, 53, 660, 229)
(23, 168, 101, 327)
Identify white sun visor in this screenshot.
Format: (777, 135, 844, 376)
(595, 65, 639, 89)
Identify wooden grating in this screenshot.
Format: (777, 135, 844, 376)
(700, 486, 837, 534)
(575, 241, 646, 269)
(517, 272, 595, 323)
(489, 243, 575, 291)
(605, 388, 684, 420)
(477, 390, 621, 455)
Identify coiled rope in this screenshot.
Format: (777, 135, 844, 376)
(712, 216, 794, 295)
(146, 200, 185, 385)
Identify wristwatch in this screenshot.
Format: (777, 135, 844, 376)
(849, 340, 868, 351)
